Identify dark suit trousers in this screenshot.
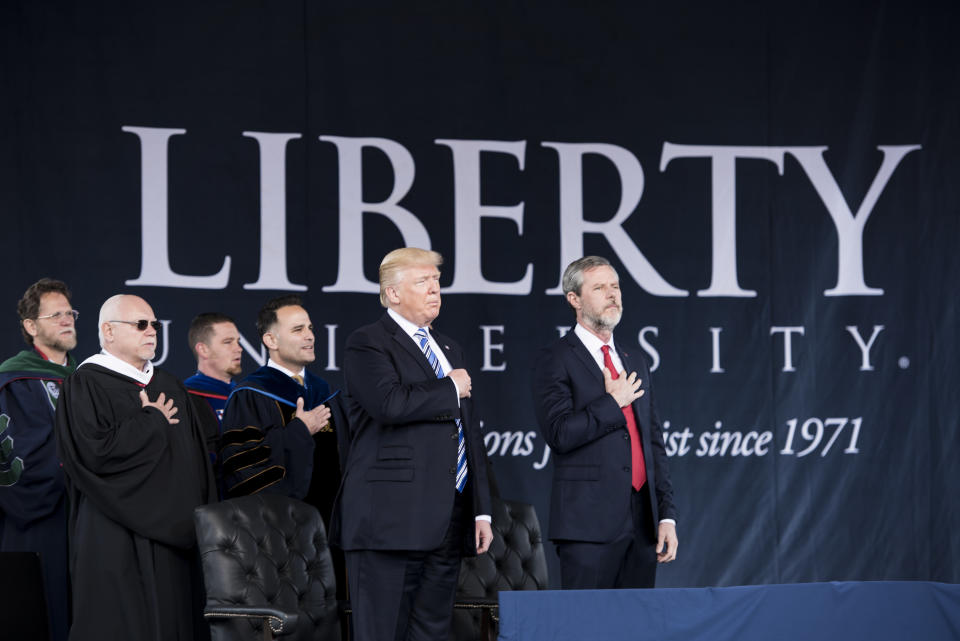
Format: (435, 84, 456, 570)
(556, 487, 658, 589)
(346, 490, 466, 641)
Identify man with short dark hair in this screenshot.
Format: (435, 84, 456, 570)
(532, 256, 678, 590)
(55, 294, 215, 641)
(184, 312, 243, 496)
(220, 295, 345, 521)
(0, 278, 78, 641)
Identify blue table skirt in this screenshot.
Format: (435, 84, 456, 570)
(498, 581, 960, 641)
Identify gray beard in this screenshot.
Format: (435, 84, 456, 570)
(584, 308, 622, 333)
(43, 335, 77, 355)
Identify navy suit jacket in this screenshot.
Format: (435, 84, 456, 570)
(533, 330, 676, 543)
(331, 313, 491, 555)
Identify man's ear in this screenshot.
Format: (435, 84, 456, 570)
(385, 285, 400, 305)
(262, 332, 278, 351)
(101, 322, 114, 343)
(195, 342, 210, 359)
(566, 291, 580, 310)
(22, 319, 38, 339)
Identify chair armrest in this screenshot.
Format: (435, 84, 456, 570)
(453, 597, 498, 608)
(454, 597, 500, 641)
(204, 605, 299, 636)
(453, 597, 499, 623)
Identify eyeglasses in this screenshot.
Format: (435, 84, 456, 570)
(35, 310, 79, 322)
(109, 319, 162, 332)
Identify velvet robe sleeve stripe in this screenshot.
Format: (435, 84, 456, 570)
(226, 466, 286, 498)
(221, 425, 269, 446)
(219, 371, 315, 500)
(222, 444, 273, 471)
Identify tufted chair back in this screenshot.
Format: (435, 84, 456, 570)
(194, 494, 340, 641)
(451, 498, 548, 641)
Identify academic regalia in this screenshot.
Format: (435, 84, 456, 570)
(220, 366, 347, 523)
(220, 366, 349, 603)
(0, 349, 75, 641)
(55, 358, 216, 641)
(184, 372, 235, 499)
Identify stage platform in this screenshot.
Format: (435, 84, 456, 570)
(497, 581, 960, 641)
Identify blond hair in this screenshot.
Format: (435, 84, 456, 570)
(379, 247, 444, 307)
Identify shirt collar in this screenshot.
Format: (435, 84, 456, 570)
(573, 322, 616, 355)
(267, 358, 306, 381)
(79, 350, 154, 385)
(387, 307, 428, 339)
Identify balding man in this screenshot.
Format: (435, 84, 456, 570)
(55, 295, 215, 641)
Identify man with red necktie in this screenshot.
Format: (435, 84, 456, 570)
(533, 256, 678, 589)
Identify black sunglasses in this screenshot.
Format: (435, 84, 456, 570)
(109, 319, 162, 332)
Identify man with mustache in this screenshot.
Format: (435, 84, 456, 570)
(0, 278, 78, 641)
(55, 294, 216, 640)
(532, 256, 678, 589)
(184, 312, 244, 497)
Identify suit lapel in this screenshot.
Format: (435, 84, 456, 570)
(431, 329, 462, 369)
(617, 345, 652, 441)
(564, 332, 604, 385)
(617, 345, 646, 399)
(617, 344, 633, 375)
(432, 328, 470, 420)
(382, 314, 441, 380)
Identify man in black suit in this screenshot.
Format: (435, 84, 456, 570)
(533, 256, 678, 589)
(332, 247, 493, 641)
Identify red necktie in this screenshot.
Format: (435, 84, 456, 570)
(601, 345, 646, 491)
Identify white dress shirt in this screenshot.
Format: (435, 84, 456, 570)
(267, 358, 306, 383)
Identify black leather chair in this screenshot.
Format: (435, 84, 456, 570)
(451, 498, 549, 641)
(194, 494, 340, 641)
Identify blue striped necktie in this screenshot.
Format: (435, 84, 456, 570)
(414, 328, 467, 492)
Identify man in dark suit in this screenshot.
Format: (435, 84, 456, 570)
(332, 247, 493, 641)
(533, 256, 678, 589)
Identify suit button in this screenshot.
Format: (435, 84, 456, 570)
(623, 467, 630, 472)
(451, 432, 458, 439)
(449, 466, 456, 474)
(623, 433, 629, 440)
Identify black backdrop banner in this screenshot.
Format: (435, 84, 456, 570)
(2, 2, 958, 588)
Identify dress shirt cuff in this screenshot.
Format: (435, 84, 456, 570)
(659, 519, 676, 526)
(475, 515, 492, 523)
(448, 376, 461, 408)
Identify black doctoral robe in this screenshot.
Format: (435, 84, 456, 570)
(220, 366, 347, 525)
(55, 363, 216, 641)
